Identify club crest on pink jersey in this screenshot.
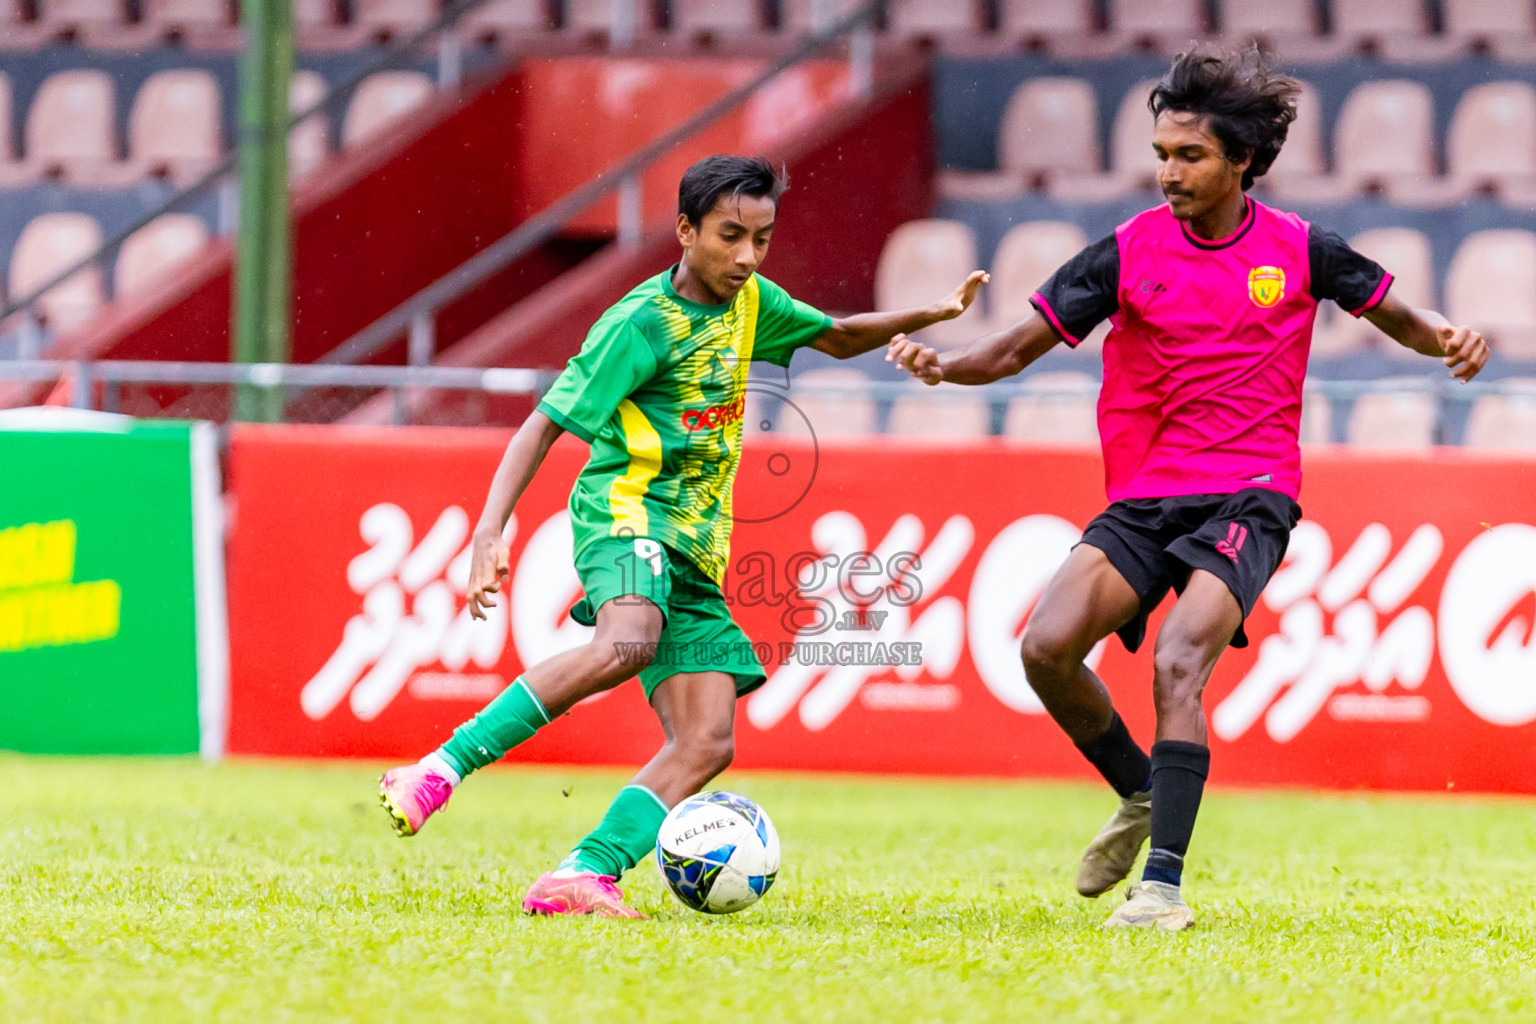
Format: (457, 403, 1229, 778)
(1248, 265, 1285, 307)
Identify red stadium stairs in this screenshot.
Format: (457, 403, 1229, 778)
(9, 46, 935, 423)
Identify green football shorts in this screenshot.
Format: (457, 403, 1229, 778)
(569, 534, 767, 700)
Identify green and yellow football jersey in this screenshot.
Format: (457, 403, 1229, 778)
(536, 266, 831, 585)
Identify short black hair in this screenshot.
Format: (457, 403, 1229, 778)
(677, 155, 787, 227)
(1149, 45, 1300, 190)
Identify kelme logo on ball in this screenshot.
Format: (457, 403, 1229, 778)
(1248, 265, 1285, 307)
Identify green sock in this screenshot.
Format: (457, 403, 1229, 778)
(559, 785, 670, 879)
(436, 676, 550, 778)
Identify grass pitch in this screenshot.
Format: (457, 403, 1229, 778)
(4, 756, 1536, 1023)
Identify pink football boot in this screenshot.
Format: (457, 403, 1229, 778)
(522, 872, 647, 919)
(378, 764, 453, 837)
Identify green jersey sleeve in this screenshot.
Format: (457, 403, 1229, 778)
(751, 274, 832, 367)
(536, 314, 659, 443)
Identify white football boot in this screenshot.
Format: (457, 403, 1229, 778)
(1103, 880, 1194, 931)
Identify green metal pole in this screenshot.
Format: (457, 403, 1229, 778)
(232, 0, 293, 422)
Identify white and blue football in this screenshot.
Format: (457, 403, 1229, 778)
(655, 791, 780, 914)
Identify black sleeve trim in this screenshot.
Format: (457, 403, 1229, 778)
(1032, 233, 1120, 344)
(1308, 223, 1391, 317)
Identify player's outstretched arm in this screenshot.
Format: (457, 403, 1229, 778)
(466, 410, 565, 619)
(886, 311, 1061, 386)
(811, 271, 988, 359)
(1363, 294, 1490, 383)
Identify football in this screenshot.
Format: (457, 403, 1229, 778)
(655, 791, 780, 914)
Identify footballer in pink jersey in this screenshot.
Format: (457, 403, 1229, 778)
(889, 47, 1489, 931)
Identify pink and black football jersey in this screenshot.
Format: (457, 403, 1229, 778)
(1030, 198, 1392, 502)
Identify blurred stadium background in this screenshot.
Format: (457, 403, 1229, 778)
(3, 0, 1536, 443)
(8, 3, 1536, 1020)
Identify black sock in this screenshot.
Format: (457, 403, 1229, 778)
(1142, 740, 1210, 888)
(1073, 711, 1152, 799)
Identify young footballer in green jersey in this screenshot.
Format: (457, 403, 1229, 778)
(380, 155, 985, 917)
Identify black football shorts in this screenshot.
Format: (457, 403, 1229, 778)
(1077, 486, 1302, 653)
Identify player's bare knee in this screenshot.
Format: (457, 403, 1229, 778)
(677, 729, 734, 780)
(1020, 627, 1078, 688)
(1152, 642, 1208, 711)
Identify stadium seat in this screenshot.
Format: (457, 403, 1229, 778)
(1051, 78, 1159, 201)
(780, 0, 865, 34)
(292, 0, 370, 49)
(999, 0, 1094, 49)
(1108, 78, 1160, 186)
(885, 0, 987, 38)
(1260, 81, 1356, 203)
(1445, 230, 1536, 360)
(1445, 0, 1536, 58)
(1002, 371, 1099, 443)
(127, 70, 222, 185)
(342, 72, 434, 148)
(1308, 310, 1356, 360)
(115, 214, 209, 298)
(0, 72, 31, 187)
(1332, 0, 1430, 44)
(1464, 381, 1536, 450)
(1446, 83, 1536, 195)
(288, 69, 330, 181)
(1314, 228, 1435, 358)
(1333, 81, 1435, 197)
(1000, 77, 1101, 190)
(1443, 0, 1536, 46)
(0, 72, 10, 163)
(939, 76, 1106, 201)
(8, 212, 106, 336)
(0, 0, 29, 42)
(777, 368, 876, 437)
(670, 0, 767, 37)
(1300, 392, 1333, 444)
(294, 0, 339, 31)
(565, 0, 657, 37)
(986, 220, 1088, 328)
(874, 219, 982, 344)
(461, 0, 552, 45)
(24, 70, 124, 184)
(35, 0, 129, 39)
(142, 0, 237, 45)
(1220, 0, 1320, 44)
(353, 0, 437, 40)
(1346, 386, 1436, 448)
(887, 392, 992, 437)
(1107, 0, 1204, 50)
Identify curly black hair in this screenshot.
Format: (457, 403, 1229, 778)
(1149, 46, 1301, 190)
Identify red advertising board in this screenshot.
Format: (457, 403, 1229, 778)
(226, 424, 1536, 793)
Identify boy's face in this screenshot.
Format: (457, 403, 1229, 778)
(677, 193, 777, 303)
(1152, 110, 1252, 221)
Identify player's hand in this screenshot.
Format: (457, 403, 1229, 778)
(465, 529, 511, 620)
(886, 333, 943, 385)
(936, 270, 989, 321)
(1438, 324, 1489, 383)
